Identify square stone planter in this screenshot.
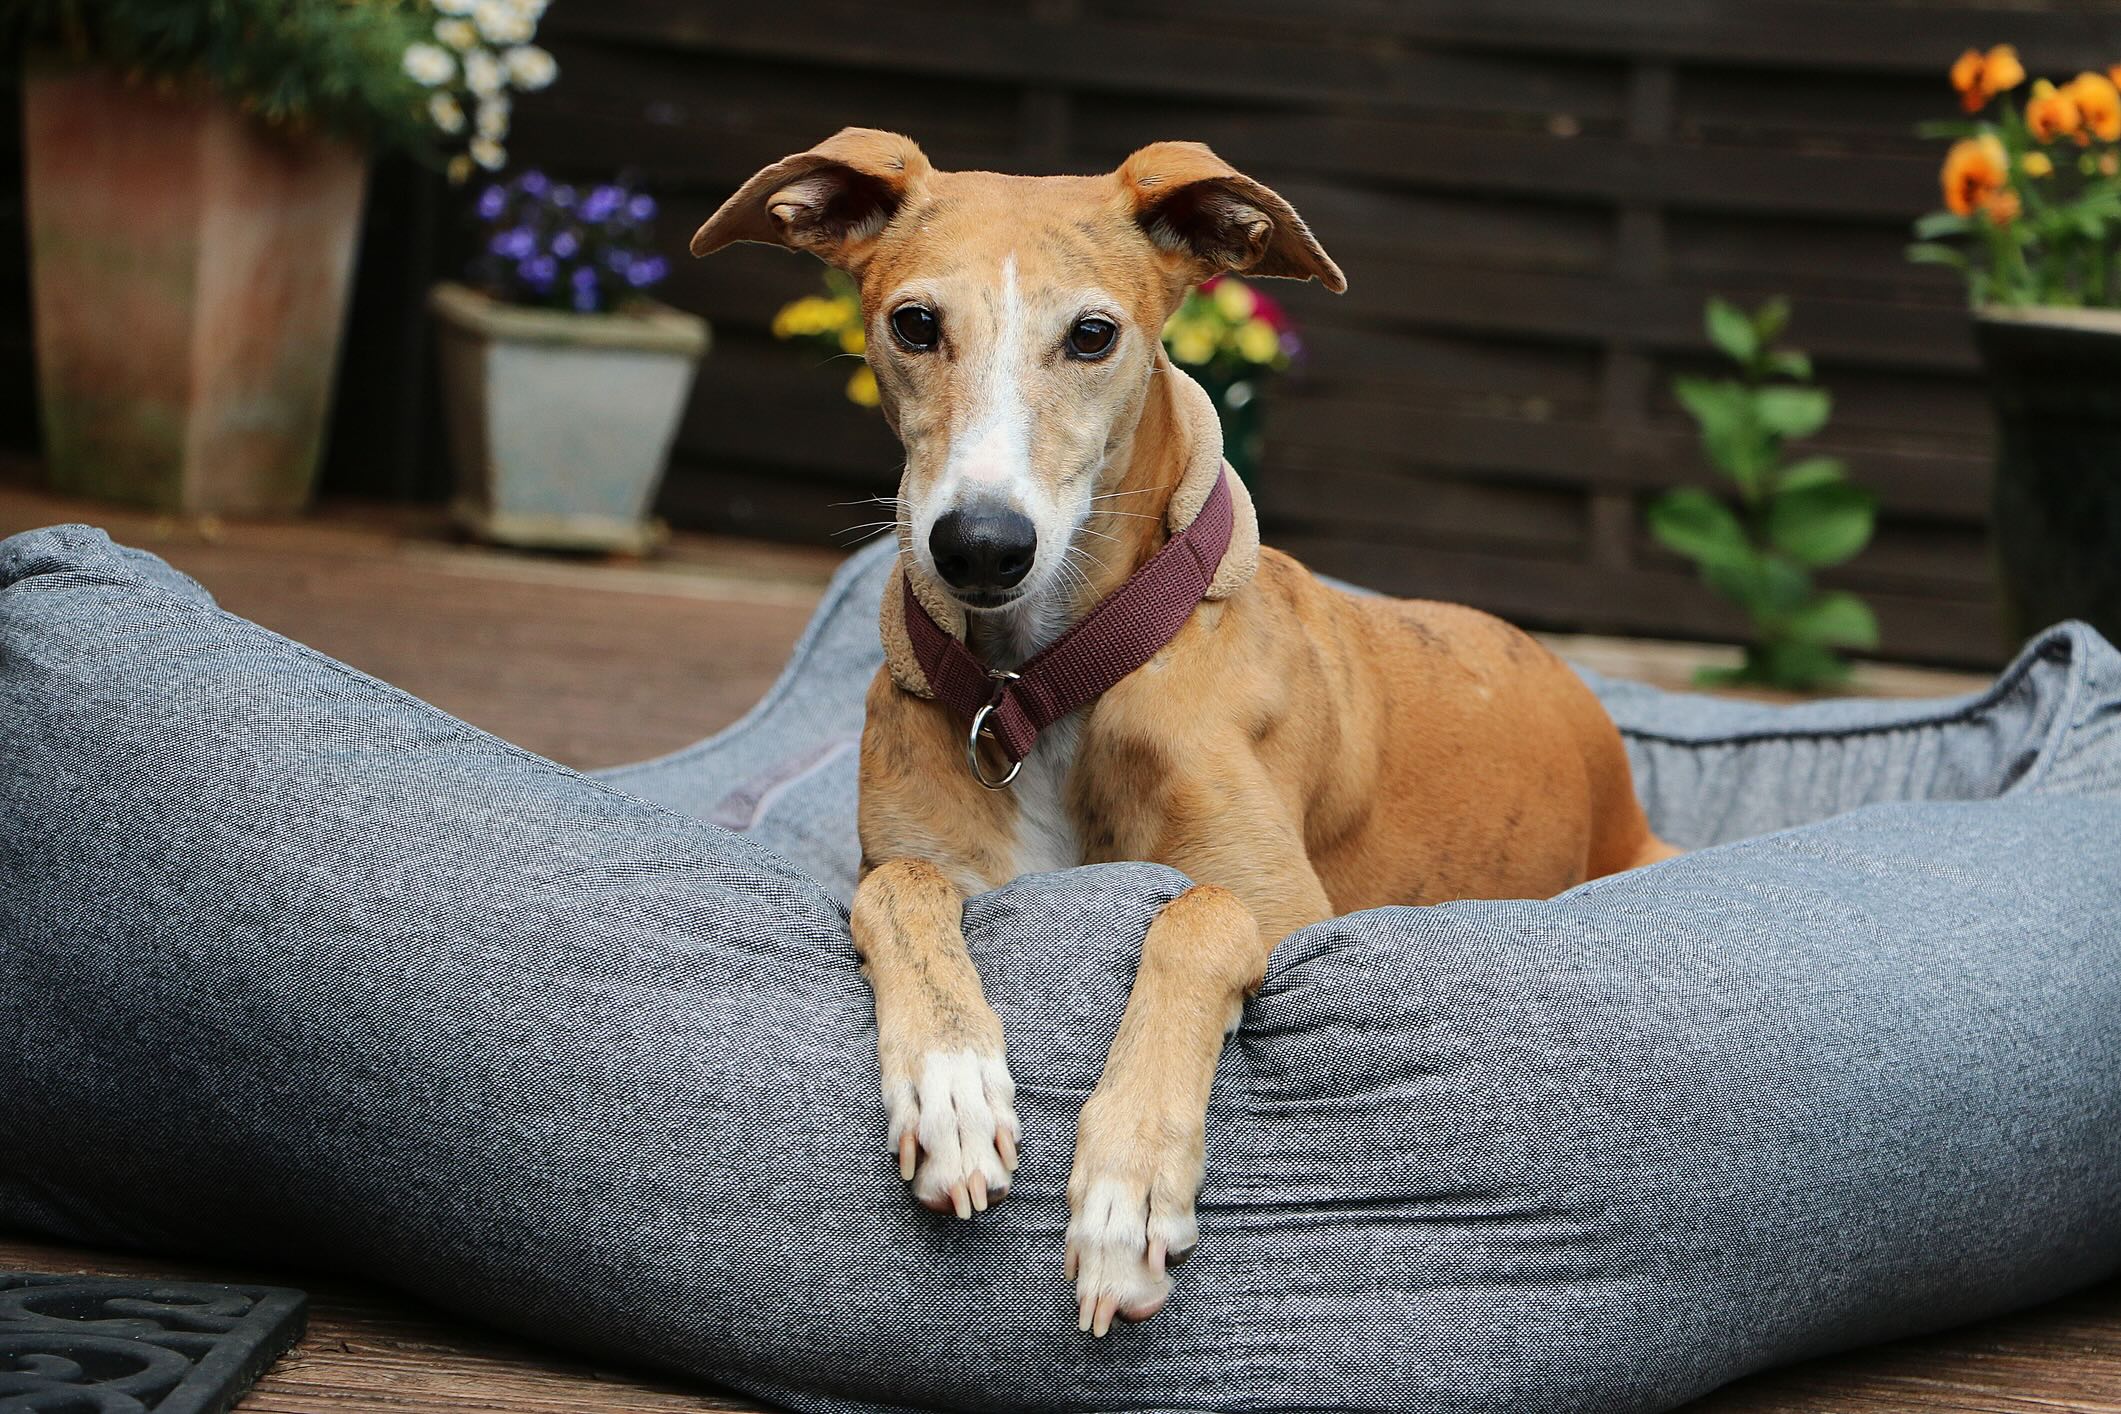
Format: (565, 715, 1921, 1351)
(430, 282, 708, 554)
(23, 61, 367, 515)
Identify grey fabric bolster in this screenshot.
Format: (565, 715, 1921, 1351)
(3, 524, 2118, 1414)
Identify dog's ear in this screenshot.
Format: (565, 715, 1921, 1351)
(1115, 141, 1346, 293)
(690, 128, 930, 269)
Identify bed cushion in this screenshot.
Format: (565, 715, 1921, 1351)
(2, 523, 2118, 1414)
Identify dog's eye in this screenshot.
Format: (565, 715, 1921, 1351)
(890, 304, 939, 351)
(1066, 316, 1118, 360)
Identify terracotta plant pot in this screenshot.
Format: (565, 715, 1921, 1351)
(1973, 306, 2121, 649)
(22, 61, 368, 515)
(429, 282, 709, 554)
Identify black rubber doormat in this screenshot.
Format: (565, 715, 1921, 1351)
(0, 1271, 307, 1412)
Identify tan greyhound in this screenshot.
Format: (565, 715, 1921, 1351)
(692, 129, 1676, 1336)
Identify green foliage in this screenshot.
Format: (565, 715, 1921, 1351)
(1648, 298, 1881, 691)
(9, 0, 437, 156)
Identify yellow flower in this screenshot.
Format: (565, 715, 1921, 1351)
(845, 366, 880, 408)
(1169, 326, 1217, 366)
(2027, 78, 2083, 143)
(839, 325, 866, 355)
(2022, 150, 2054, 178)
(2068, 71, 2121, 142)
(826, 296, 859, 331)
(771, 298, 813, 340)
(1233, 318, 1281, 364)
(1941, 133, 2009, 216)
(1211, 279, 1257, 322)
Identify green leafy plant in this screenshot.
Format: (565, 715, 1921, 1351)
(8, 0, 556, 174)
(1649, 298, 1880, 690)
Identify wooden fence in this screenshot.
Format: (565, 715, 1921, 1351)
(11, 2, 2121, 665)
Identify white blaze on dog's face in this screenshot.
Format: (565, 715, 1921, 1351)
(691, 129, 1344, 615)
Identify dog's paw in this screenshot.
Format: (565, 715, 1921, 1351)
(1065, 1092, 1203, 1335)
(883, 1047, 1018, 1218)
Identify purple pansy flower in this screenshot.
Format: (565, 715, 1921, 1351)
(570, 265, 600, 313)
(468, 171, 668, 312)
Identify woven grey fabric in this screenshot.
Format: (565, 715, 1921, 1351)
(3, 523, 2119, 1414)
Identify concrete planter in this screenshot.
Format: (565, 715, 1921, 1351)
(429, 282, 708, 554)
(23, 61, 367, 515)
(1973, 305, 2121, 650)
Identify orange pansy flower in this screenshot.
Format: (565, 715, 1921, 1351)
(1982, 187, 2022, 226)
(1942, 133, 2010, 216)
(2068, 71, 2121, 141)
(1982, 45, 2027, 95)
(1951, 44, 2026, 111)
(2026, 79, 2084, 142)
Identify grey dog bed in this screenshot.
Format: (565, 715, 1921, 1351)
(3, 523, 2120, 1414)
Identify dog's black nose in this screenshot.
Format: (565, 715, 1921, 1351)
(929, 507, 1036, 594)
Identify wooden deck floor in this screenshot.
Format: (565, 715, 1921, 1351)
(1, 474, 2111, 1412)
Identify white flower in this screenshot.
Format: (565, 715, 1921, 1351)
(462, 48, 505, 97)
(473, 0, 534, 45)
(475, 94, 510, 139)
(510, 0, 550, 20)
(470, 136, 506, 171)
(401, 42, 456, 87)
(434, 0, 475, 14)
(503, 45, 557, 91)
(434, 18, 478, 51)
(428, 92, 466, 134)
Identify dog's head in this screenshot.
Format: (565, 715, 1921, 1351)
(693, 129, 1342, 613)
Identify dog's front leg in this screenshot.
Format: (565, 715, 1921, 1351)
(850, 858, 1018, 1218)
(1067, 883, 1266, 1333)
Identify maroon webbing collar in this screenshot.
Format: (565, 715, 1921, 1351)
(903, 470, 1236, 788)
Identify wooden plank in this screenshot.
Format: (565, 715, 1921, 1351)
(1274, 528, 2004, 666)
(1253, 454, 1588, 551)
(1105, 0, 2121, 76)
(1263, 395, 1991, 520)
(1071, 105, 1941, 222)
(542, 0, 1628, 119)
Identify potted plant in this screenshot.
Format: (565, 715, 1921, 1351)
(1648, 298, 1881, 690)
(1159, 275, 1302, 484)
(431, 172, 708, 554)
(10, 0, 556, 516)
(1910, 44, 2121, 646)
(771, 270, 1303, 483)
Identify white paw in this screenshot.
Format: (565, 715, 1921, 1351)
(1065, 1120, 1202, 1335)
(884, 1048, 1018, 1218)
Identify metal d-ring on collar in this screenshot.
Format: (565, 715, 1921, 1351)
(901, 467, 1238, 794)
(966, 669, 1023, 790)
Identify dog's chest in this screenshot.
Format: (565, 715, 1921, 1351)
(1007, 714, 1084, 879)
